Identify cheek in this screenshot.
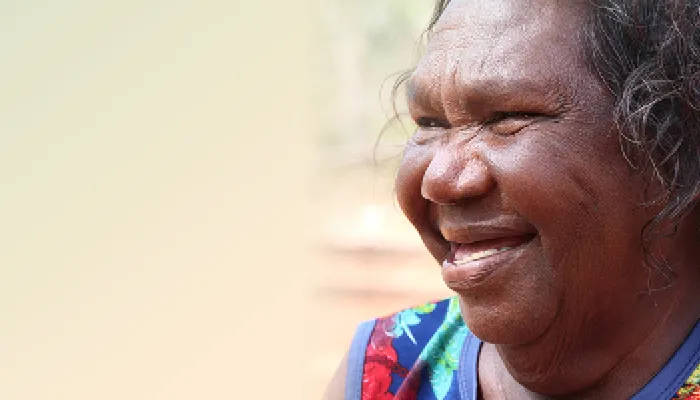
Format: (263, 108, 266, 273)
(396, 143, 450, 262)
(489, 125, 632, 228)
(395, 144, 432, 229)
(489, 133, 648, 293)
(488, 138, 599, 228)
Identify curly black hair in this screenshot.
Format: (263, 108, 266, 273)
(585, 1, 700, 284)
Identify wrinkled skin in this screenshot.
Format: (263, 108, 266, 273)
(396, 0, 700, 397)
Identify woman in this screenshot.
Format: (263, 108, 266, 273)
(326, 0, 700, 398)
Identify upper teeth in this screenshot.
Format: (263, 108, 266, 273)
(454, 247, 512, 265)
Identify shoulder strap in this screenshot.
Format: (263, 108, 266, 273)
(345, 319, 377, 400)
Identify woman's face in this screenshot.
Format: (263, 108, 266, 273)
(397, 0, 656, 345)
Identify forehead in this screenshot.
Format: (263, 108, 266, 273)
(410, 0, 590, 104)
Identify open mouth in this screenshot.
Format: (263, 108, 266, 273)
(445, 233, 537, 267)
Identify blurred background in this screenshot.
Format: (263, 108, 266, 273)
(311, 0, 452, 396)
(0, 0, 451, 399)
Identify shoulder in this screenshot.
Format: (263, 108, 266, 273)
(344, 296, 471, 400)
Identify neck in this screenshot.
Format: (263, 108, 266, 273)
(487, 279, 700, 399)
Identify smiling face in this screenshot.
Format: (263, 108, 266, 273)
(397, 0, 658, 348)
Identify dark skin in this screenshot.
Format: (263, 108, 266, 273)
(394, 0, 700, 398)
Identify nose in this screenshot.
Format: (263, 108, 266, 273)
(420, 143, 496, 205)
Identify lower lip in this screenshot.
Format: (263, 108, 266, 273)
(441, 237, 535, 291)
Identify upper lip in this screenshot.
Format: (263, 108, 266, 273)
(438, 215, 538, 245)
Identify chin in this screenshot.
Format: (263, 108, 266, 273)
(455, 280, 560, 345)
(438, 237, 560, 344)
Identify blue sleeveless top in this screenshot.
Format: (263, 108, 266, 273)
(345, 297, 700, 400)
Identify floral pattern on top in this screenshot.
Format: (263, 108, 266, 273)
(673, 364, 700, 399)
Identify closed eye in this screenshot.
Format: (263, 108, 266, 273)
(409, 117, 450, 145)
(415, 117, 451, 129)
(486, 111, 548, 135)
(487, 111, 544, 124)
